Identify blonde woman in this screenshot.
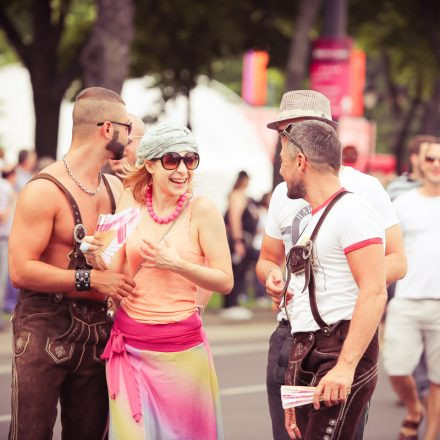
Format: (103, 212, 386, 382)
(84, 124, 233, 440)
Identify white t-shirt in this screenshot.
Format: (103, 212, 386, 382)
(265, 166, 396, 323)
(394, 188, 440, 300)
(288, 191, 384, 332)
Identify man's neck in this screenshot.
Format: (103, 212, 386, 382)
(304, 173, 342, 212)
(66, 143, 107, 178)
(419, 182, 440, 197)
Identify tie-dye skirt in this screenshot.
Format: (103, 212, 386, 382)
(107, 335, 223, 440)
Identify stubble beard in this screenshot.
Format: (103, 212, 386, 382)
(105, 130, 126, 160)
(287, 177, 307, 200)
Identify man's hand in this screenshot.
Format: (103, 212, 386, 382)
(91, 270, 136, 302)
(285, 408, 301, 439)
(265, 268, 292, 307)
(313, 363, 355, 409)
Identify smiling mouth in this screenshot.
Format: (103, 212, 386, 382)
(170, 178, 187, 184)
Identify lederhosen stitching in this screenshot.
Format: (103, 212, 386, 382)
(333, 366, 378, 440)
(45, 338, 75, 363)
(13, 332, 31, 357)
(92, 325, 106, 365)
(73, 325, 92, 373)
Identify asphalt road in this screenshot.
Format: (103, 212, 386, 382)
(0, 310, 422, 439)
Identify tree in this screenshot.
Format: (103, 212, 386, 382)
(130, 0, 297, 127)
(81, 0, 134, 92)
(272, 0, 323, 187)
(0, 0, 134, 159)
(349, 0, 440, 172)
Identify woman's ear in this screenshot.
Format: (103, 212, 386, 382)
(144, 160, 154, 174)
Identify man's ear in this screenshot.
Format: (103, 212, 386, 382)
(297, 153, 307, 172)
(98, 121, 113, 139)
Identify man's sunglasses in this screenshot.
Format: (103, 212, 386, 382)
(425, 155, 440, 164)
(97, 120, 132, 135)
(279, 123, 306, 156)
(152, 152, 200, 170)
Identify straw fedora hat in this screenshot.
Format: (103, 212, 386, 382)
(267, 90, 338, 130)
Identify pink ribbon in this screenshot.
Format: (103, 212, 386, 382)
(101, 328, 142, 422)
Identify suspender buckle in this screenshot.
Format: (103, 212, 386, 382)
(73, 223, 87, 243)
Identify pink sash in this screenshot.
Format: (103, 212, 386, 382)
(101, 308, 204, 422)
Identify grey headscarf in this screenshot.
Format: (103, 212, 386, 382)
(136, 123, 199, 166)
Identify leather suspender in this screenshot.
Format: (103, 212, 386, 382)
(29, 173, 116, 270)
(283, 190, 349, 335)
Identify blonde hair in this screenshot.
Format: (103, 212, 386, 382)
(123, 163, 151, 204)
(123, 161, 194, 204)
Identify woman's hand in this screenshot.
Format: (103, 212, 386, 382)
(139, 238, 183, 270)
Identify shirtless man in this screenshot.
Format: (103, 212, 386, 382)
(8, 87, 136, 440)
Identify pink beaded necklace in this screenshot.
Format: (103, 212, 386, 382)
(145, 186, 187, 224)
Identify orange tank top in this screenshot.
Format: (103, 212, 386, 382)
(123, 200, 205, 324)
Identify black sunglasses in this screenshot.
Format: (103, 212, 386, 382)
(97, 120, 132, 135)
(280, 123, 306, 157)
(152, 152, 200, 170)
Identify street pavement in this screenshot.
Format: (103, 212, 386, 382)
(0, 309, 421, 439)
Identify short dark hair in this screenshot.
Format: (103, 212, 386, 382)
(18, 149, 29, 165)
(75, 86, 125, 105)
(286, 120, 341, 172)
(408, 135, 438, 156)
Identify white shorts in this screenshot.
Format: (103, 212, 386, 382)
(382, 297, 440, 384)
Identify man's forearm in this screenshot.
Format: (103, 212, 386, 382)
(384, 253, 407, 285)
(11, 260, 77, 292)
(337, 287, 387, 368)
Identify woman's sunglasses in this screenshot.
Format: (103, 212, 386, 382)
(152, 152, 200, 170)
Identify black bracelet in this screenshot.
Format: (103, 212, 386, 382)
(75, 268, 91, 291)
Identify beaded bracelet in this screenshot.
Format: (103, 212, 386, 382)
(75, 268, 91, 291)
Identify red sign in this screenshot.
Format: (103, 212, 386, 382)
(310, 38, 352, 119)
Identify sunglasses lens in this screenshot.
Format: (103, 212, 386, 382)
(184, 153, 199, 170)
(161, 153, 181, 169)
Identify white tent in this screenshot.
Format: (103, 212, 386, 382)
(0, 64, 277, 212)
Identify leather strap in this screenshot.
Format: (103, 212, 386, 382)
(283, 190, 349, 335)
(307, 190, 349, 333)
(30, 172, 116, 269)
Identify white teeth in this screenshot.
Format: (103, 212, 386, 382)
(170, 178, 186, 183)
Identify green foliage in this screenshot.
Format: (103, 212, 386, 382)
(0, 30, 17, 66)
(131, 0, 297, 101)
(56, 1, 96, 73)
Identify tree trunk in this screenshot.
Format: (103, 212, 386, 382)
(81, 0, 134, 93)
(421, 77, 440, 135)
(273, 0, 322, 187)
(32, 84, 64, 159)
(392, 81, 422, 174)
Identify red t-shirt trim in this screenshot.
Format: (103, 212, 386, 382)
(344, 238, 383, 255)
(312, 188, 347, 215)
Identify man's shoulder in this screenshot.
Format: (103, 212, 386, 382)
(340, 166, 383, 193)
